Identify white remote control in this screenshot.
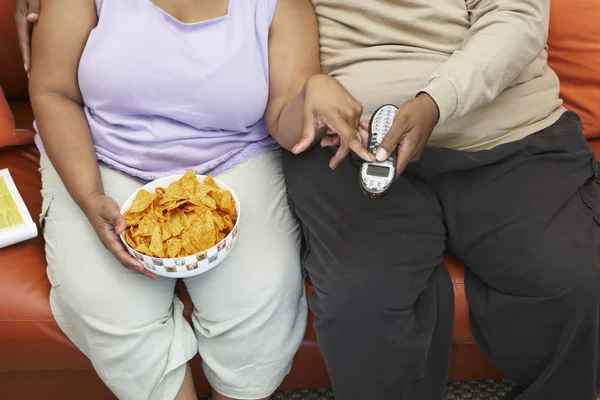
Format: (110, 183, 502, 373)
(359, 104, 398, 199)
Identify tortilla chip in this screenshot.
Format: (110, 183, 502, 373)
(122, 170, 237, 258)
(128, 189, 156, 213)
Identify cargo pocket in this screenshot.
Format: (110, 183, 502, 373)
(39, 193, 54, 227)
(579, 159, 600, 227)
(39, 193, 60, 287)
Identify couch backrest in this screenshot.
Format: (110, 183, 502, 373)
(0, 1, 598, 137)
(547, 0, 600, 139)
(0, 1, 29, 100)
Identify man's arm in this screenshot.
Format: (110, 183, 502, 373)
(421, 0, 550, 125)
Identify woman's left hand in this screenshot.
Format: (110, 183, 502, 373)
(291, 74, 375, 170)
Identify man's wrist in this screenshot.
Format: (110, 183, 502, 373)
(416, 92, 440, 125)
(419, 77, 458, 126)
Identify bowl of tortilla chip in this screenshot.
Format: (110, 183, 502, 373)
(119, 169, 240, 278)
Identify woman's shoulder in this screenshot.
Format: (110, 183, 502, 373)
(236, 0, 278, 25)
(94, 0, 103, 14)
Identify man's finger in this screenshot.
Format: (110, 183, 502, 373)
(15, 13, 31, 71)
(360, 120, 369, 130)
(411, 149, 424, 162)
(394, 133, 419, 178)
(375, 119, 405, 162)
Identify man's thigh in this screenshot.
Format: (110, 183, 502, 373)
(283, 146, 447, 309)
(438, 114, 600, 297)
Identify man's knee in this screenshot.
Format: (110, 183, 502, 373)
(566, 264, 600, 310)
(308, 257, 447, 337)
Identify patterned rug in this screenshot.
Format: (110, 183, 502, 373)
(200, 379, 519, 399)
(271, 380, 517, 399)
(200, 379, 600, 399)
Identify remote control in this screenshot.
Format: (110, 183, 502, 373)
(359, 104, 398, 199)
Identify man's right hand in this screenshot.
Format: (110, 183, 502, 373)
(82, 192, 157, 280)
(15, 0, 41, 73)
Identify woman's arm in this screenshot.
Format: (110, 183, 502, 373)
(264, 0, 372, 168)
(264, 0, 319, 151)
(29, 0, 153, 278)
(29, 0, 102, 210)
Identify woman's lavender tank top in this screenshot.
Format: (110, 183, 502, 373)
(36, 0, 280, 180)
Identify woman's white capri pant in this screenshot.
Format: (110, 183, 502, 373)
(39, 150, 307, 400)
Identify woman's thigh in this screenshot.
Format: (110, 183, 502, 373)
(40, 157, 197, 400)
(184, 150, 307, 397)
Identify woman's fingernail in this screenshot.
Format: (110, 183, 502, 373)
(375, 148, 388, 162)
(24, 63, 27, 72)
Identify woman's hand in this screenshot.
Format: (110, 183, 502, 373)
(15, 0, 41, 73)
(82, 192, 157, 280)
(292, 74, 375, 170)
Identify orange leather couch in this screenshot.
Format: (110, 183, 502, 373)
(1, 1, 598, 399)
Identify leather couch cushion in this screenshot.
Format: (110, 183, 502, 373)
(547, 0, 600, 139)
(0, 144, 90, 371)
(10, 101, 35, 131)
(0, 89, 34, 147)
(0, 1, 29, 100)
(0, 87, 15, 136)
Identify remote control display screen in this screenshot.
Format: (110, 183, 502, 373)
(367, 165, 390, 177)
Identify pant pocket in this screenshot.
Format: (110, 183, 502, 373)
(579, 160, 600, 227)
(39, 193, 60, 287)
(39, 193, 54, 227)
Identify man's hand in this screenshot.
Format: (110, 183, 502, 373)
(292, 74, 375, 170)
(373, 93, 440, 178)
(15, 0, 41, 73)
